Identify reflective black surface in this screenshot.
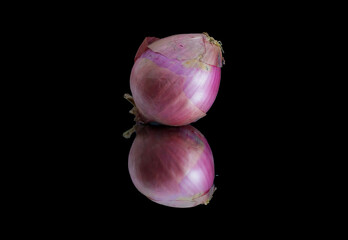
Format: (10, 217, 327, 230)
(76, 27, 292, 213)
(46, 14, 304, 230)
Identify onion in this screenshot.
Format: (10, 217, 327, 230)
(128, 124, 216, 208)
(125, 32, 224, 126)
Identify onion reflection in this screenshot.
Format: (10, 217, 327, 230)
(128, 124, 216, 208)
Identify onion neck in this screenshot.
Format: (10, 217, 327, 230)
(203, 32, 225, 66)
(203, 32, 224, 53)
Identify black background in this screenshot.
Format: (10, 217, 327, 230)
(29, 3, 317, 234)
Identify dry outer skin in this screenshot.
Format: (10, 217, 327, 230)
(147, 33, 224, 67)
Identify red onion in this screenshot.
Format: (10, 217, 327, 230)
(126, 33, 224, 126)
(128, 124, 216, 208)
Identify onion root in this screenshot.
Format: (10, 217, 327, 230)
(123, 124, 137, 139)
(124, 93, 145, 124)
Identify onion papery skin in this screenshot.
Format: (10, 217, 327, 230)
(129, 33, 223, 126)
(128, 125, 215, 208)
